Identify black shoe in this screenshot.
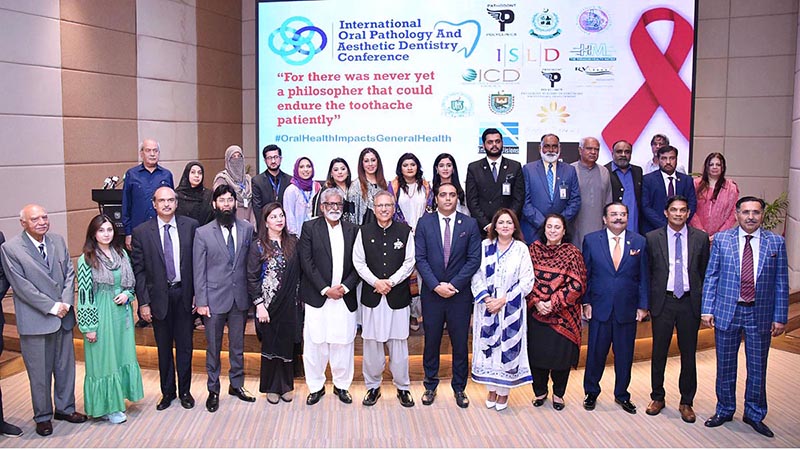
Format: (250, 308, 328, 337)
(615, 398, 637, 414)
(553, 398, 565, 411)
(397, 389, 415, 407)
(333, 386, 352, 404)
(421, 389, 436, 406)
(228, 386, 256, 402)
(180, 393, 195, 409)
(704, 414, 733, 428)
(743, 417, 774, 438)
(306, 388, 325, 405)
(1, 422, 23, 438)
(156, 393, 176, 411)
(455, 391, 469, 408)
(362, 388, 381, 406)
(583, 393, 598, 411)
(53, 411, 88, 423)
(206, 392, 219, 412)
(533, 394, 547, 407)
(35, 421, 52, 437)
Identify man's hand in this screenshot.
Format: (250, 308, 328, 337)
(196, 305, 211, 317)
(256, 304, 270, 323)
(701, 314, 714, 328)
(582, 304, 592, 320)
(85, 331, 97, 343)
(327, 285, 346, 300)
(140, 304, 152, 322)
(636, 309, 649, 322)
(433, 283, 456, 298)
(771, 322, 786, 337)
(374, 279, 392, 296)
(125, 235, 132, 251)
(56, 303, 70, 318)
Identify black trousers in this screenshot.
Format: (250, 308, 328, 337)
(421, 298, 472, 392)
(650, 293, 699, 405)
(151, 285, 194, 397)
(531, 368, 570, 398)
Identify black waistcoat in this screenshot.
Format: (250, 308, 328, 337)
(360, 221, 412, 309)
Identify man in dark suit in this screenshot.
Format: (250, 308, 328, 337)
(131, 187, 199, 411)
(605, 139, 644, 234)
(465, 128, 525, 236)
(582, 202, 649, 414)
(252, 144, 292, 228)
(641, 145, 697, 233)
(0, 232, 23, 438)
(193, 185, 256, 412)
(415, 183, 481, 408)
(299, 188, 361, 406)
(520, 133, 581, 244)
(644, 195, 709, 423)
(702, 196, 788, 438)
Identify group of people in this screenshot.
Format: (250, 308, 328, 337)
(0, 130, 787, 441)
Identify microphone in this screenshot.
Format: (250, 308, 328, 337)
(102, 176, 120, 189)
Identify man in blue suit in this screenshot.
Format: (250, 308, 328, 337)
(415, 183, 481, 408)
(702, 196, 788, 438)
(641, 145, 697, 233)
(582, 202, 649, 414)
(521, 134, 581, 244)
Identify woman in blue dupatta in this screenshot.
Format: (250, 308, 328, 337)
(470, 208, 535, 411)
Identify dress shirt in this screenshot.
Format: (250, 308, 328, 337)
(666, 225, 689, 293)
(219, 221, 237, 252)
(610, 162, 639, 233)
(737, 227, 761, 299)
(545, 161, 557, 194)
(157, 216, 181, 283)
(122, 164, 174, 234)
(486, 155, 502, 167)
(320, 220, 347, 297)
(660, 170, 678, 194)
(437, 211, 457, 248)
(606, 228, 627, 256)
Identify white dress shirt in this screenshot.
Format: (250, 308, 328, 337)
(157, 216, 181, 283)
(219, 221, 237, 251)
(437, 211, 457, 248)
(666, 225, 689, 293)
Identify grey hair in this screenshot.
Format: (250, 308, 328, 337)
(372, 190, 393, 204)
(540, 133, 560, 144)
(139, 139, 161, 152)
(579, 136, 599, 148)
(319, 187, 344, 203)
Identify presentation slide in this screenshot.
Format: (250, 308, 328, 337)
(257, 0, 696, 176)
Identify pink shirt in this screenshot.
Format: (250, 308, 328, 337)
(690, 177, 739, 237)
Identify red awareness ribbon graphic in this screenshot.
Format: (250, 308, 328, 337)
(602, 8, 693, 152)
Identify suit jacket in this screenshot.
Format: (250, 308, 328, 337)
(414, 211, 481, 304)
(193, 218, 254, 314)
(298, 217, 360, 312)
(0, 231, 75, 335)
(582, 229, 649, 323)
(521, 160, 581, 244)
(605, 162, 644, 233)
(701, 227, 789, 333)
(465, 156, 525, 231)
(252, 170, 292, 223)
(131, 215, 199, 321)
(0, 232, 9, 326)
(641, 170, 698, 233)
(646, 226, 710, 318)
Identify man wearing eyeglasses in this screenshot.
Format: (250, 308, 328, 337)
(252, 144, 292, 229)
(571, 136, 612, 246)
(122, 139, 174, 250)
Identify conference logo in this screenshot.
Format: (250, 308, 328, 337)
(568, 43, 617, 61)
(535, 101, 570, 123)
(575, 65, 613, 76)
(487, 5, 515, 33)
(433, 20, 481, 58)
(577, 7, 609, 33)
(529, 8, 561, 39)
(478, 122, 519, 154)
(442, 93, 474, 117)
(542, 71, 561, 87)
(461, 68, 520, 83)
(268, 16, 327, 66)
(489, 92, 514, 114)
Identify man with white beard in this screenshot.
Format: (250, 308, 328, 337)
(298, 188, 361, 406)
(520, 134, 581, 244)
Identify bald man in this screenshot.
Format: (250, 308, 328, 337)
(0, 205, 86, 437)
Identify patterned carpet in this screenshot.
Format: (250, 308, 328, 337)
(0, 347, 799, 448)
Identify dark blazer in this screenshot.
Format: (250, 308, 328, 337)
(605, 162, 644, 233)
(252, 170, 292, 222)
(0, 232, 9, 327)
(465, 156, 525, 231)
(131, 215, 199, 321)
(646, 226, 710, 318)
(641, 171, 697, 233)
(298, 217, 360, 312)
(582, 229, 649, 323)
(193, 218, 254, 314)
(414, 211, 481, 303)
(521, 159, 581, 243)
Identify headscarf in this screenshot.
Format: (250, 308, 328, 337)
(214, 145, 252, 203)
(290, 157, 315, 192)
(176, 161, 213, 224)
(176, 161, 206, 200)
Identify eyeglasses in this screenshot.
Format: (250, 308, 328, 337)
(265, 155, 282, 161)
(374, 203, 394, 209)
(322, 202, 343, 209)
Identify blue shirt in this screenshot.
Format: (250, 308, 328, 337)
(122, 164, 174, 234)
(611, 162, 638, 233)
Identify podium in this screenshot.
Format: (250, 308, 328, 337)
(91, 189, 126, 243)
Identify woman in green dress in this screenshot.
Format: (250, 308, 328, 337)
(76, 214, 143, 424)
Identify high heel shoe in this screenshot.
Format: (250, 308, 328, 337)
(485, 392, 497, 409)
(552, 396, 565, 411)
(532, 394, 547, 407)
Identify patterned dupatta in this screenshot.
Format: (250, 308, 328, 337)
(475, 240, 525, 373)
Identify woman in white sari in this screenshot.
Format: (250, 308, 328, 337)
(470, 208, 535, 411)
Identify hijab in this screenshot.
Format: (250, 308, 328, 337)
(290, 157, 315, 192)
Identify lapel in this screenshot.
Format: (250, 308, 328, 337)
(176, 217, 190, 265)
(495, 157, 510, 184)
(149, 220, 167, 268)
(210, 221, 229, 261)
(617, 234, 633, 272)
(598, 231, 615, 271)
(317, 218, 333, 264)
(432, 213, 444, 256)
(21, 232, 49, 270)
(450, 213, 464, 255)
(234, 219, 247, 264)
(757, 231, 768, 279)
(657, 227, 669, 269)
(654, 172, 667, 198)
(729, 229, 741, 277)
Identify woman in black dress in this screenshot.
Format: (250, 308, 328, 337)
(175, 161, 213, 226)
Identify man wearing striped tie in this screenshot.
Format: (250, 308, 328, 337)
(702, 196, 788, 438)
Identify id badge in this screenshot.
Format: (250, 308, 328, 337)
(502, 182, 511, 196)
(559, 185, 567, 200)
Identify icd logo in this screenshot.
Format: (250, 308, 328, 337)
(269, 16, 327, 66)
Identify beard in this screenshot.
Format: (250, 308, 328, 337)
(324, 210, 342, 222)
(215, 207, 236, 226)
(540, 151, 559, 164)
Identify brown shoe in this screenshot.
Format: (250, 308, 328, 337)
(679, 404, 696, 423)
(645, 400, 665, 416)
(53, 412, 88, 423)
(35, 421, 53, 437)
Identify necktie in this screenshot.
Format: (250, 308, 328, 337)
(612, 236, 621, 270)
(668, 176, 675, 197)
(443, 217, 452, 268)
(163, 224, 176, 281)
(491, 161, 498, 182)
(673, 232, 684, 297)
(547, 163, 555, 200)
(38, 243, 48, 266)
(740, 235, 755, 302)
(225, 224, 235, 264)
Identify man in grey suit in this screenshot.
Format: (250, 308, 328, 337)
(194, 185, 256, 412)
(0, 205, 87, 436)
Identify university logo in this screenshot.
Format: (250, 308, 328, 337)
(487, 7, 515, 32)
(489, 92, 514, 114)
(268, 16, 327, 66)
(529, 8, 561, 39)
(442, 93, 474, 117)
(577, 7, 609, 33)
